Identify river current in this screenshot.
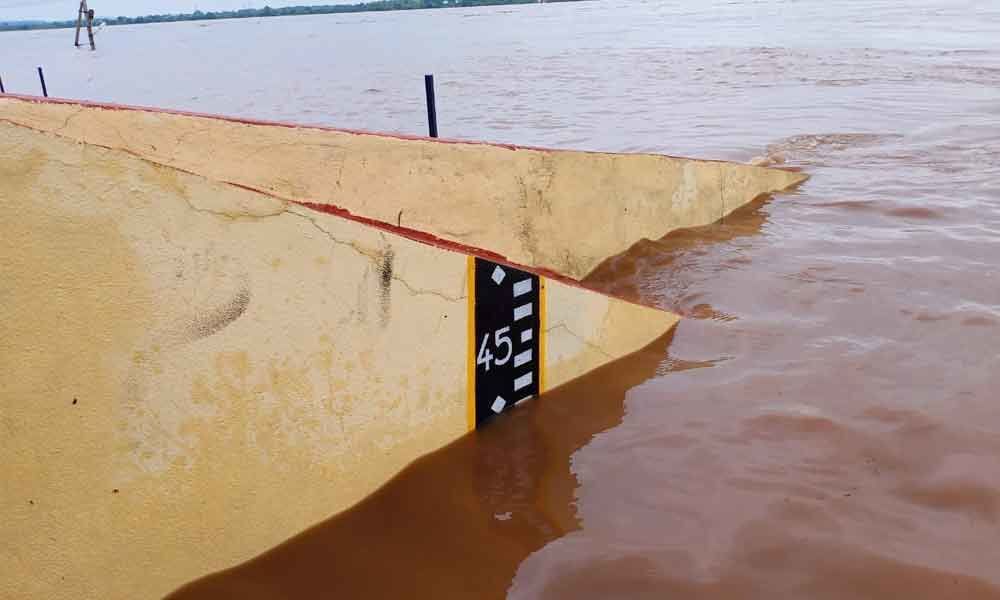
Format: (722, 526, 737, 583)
(4, 1, 999, 597)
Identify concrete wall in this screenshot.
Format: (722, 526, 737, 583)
(0, 96, 806, 280)
(1, 113, 680, 599)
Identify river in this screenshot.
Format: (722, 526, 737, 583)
(3, 0, 999, 597)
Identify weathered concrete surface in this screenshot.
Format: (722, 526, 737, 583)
(0, 116, 678, 600)
(0, 95, 806, 280)
(545, 278, 676, 391)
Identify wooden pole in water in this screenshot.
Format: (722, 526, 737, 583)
(424, 74, 438, 138)
(37, 67, 48, 97)
(74, 0, 86, 47)
(86, 8, 96, 50)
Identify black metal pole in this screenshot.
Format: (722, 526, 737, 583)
(424, 74, 438, 138)
(86, 9, 96, 51)
(0, 75, 5, 94)
(37, 67, 48, 97)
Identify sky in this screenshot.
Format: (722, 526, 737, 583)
(0, 0, 352, 21)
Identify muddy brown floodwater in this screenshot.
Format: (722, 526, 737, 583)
(168, 185, 1000, 599)
(6, 0, 997, 597)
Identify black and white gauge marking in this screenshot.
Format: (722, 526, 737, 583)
(473, 258, 540, 426)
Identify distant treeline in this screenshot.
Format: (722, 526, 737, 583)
(0, 0, 582, 31)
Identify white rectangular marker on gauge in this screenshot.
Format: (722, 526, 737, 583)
(514, 303, 533, 321)
(513, 279, 533, 297)
(514, 372, 533, 391)
(520, 329, 533, 343)
(514, 349, 532, 368)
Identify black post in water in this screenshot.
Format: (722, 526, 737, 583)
(0, 75, 5, 94)
(424, 74, 438, 138)
(37, 67, 48, 97)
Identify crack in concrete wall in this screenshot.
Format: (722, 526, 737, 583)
(0, 97, 808, 281)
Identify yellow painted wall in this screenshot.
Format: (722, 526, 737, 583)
(545, 278, 678, 391)
(0, 96, 806, 280)
(2, 116, 678, 599)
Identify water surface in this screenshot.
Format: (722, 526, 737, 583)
(4, 1, 999, 597)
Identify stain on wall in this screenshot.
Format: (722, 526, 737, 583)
(378, 248, 395, 326)
(183, 277, 251, 342)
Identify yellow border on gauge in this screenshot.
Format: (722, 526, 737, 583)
(538, 276, 547, 395)
(466, 256, 477, 432)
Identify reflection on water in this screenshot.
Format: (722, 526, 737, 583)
(167, 332, 711, 599)
(5, 0, 999, 597)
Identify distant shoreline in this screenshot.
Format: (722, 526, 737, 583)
(0, 0, 583, 33)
